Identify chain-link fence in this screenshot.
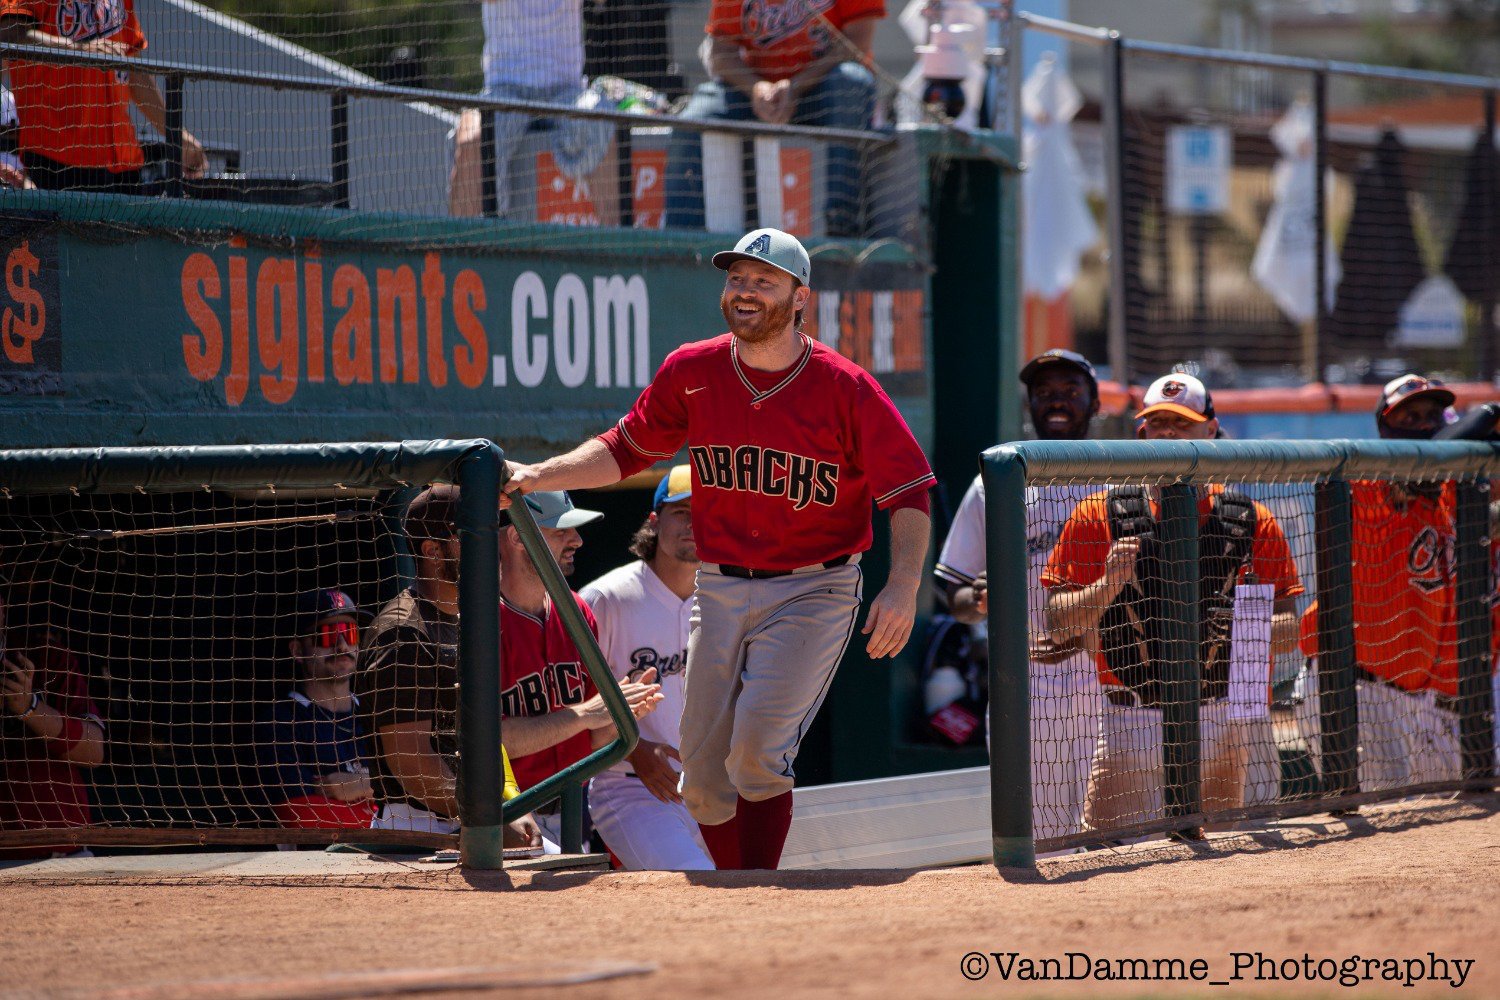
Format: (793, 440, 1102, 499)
(1016, 11, 1500, 389)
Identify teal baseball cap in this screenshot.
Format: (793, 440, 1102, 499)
(712, 228, 811, 286)
(504, 490, 603, 530)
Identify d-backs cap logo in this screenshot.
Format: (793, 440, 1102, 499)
(745, 233, 772, 256)
(1162, 380, 1186, 398)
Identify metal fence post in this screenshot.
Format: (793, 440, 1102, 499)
(982, 447, 1034, 868)
(1101, 32, 1129, 384)
(163, 74, 184, 200)
(1312, 70, 1329, 383)
(1314, 478, 1359, 798)
(331, 91, 350, 209)
(480, 111, 499, 218)
(1454, 478, 1496, 787)
(1158, 483, 1201, 828)
(1480, 91, 1498, 384)
(457, 443, 505, 869)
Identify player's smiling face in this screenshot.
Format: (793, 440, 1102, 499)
(1027, 368, 1097, 440)
(541, 525, 583, 577)
(721, 259, 806, 344)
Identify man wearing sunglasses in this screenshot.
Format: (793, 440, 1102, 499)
(255, 588, 376, 831)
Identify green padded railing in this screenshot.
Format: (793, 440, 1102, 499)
(981, 438, 1500, 870)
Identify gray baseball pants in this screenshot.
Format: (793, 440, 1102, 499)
(678, 559, 863, 826)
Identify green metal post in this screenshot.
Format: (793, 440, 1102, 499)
(1454, 479, 1496, 786)
(456, 442, 506, 869)
(982, 447, 1034, 868)
(1158, 483, 1201, 825)
(1314, 479, 1359, 797)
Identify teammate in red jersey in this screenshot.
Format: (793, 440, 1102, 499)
(505, 227, 935, 869)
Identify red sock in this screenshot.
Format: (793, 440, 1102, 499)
(698, 816, 742, 870)
(736, 792, 793, 870)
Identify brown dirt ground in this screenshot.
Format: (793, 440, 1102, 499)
(2, 796, 1497, 1000)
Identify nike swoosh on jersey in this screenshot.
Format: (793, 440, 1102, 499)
(685, 386, 707, 395)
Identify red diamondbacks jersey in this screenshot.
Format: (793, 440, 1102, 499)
(599, 334, 935, 569)
(500, 592, 600, 792)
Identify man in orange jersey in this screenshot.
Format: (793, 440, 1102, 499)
(1294, 374, 1461, 790)
(0, 0, 205, 192)
(1044, 373, 1303, 840)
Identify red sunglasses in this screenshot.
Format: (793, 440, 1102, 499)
(313, 620, 359, 649)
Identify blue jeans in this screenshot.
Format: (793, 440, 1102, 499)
(664, 62, 875, 237)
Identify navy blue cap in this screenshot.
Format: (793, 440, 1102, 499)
(1019, 349, 1098, 390)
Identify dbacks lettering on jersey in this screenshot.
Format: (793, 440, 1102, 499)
(630, 646, 686, 679)
(501, 662, 588, 717)
(689, 444, 838, 512)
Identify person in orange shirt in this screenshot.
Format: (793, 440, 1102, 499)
(1294, 374, 1461, 791)
(0, 0, 204, 192)
(663, 0, 883, 237)
(1044, 374, 1303, 840)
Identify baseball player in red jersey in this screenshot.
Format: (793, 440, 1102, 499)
(498, 490, 664, 851)
(505, 227, 935, 869)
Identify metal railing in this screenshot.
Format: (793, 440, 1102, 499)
(0, 41, 892, 223)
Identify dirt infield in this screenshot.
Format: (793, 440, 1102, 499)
(3, 796, 1497, 999)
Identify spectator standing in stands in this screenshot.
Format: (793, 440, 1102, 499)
(582, 466, 714, 870)
(1295, 374, 1462, 790)
(933, 349, 1105, 842)
(664, 0, 883, 237)
(1044, 373, 1303, 839)
(255, 588, 375, 831)
(498, 490, 663, 853)
(0, 0, 205, 192)
(0, 564, 105, 859)
(449, 0, 617, 222)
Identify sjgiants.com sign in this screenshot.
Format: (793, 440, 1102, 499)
(180, 239, 652, 406)
(177, 240, 926, 407)
(0, 220, 62, 396)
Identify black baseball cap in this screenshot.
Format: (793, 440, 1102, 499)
(405, 484, 459, 542)
(289, 588, 366, 636)
(1019, 349, 1098, 391)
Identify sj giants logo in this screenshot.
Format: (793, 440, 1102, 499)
(1407, 525, 1454, 594)
(501, 662, 587, 717)
(56, 0, 128, 42)
(740, 0, 835, 49)
(689, 444, 838, 511)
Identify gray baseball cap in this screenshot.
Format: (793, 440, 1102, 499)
(712, 228, 811, 286)
(503, 490, 603, 530)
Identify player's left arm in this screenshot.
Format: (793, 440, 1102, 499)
(863, 506, 930, 659)
(126, 73, 207, 178)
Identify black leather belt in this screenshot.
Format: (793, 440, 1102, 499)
(717, 554, 851, 579)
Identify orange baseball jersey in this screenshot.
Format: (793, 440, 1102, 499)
(1042, 485, 1303, 688)
(1, 0, 147, 170)
(707, 0, 885, 83)
(1298, 481, 1454, 693)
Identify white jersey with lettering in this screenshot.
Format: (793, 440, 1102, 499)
(581, 559, 712, 870)
(935, 474, 1103, 841)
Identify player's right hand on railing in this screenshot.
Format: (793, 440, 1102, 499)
(575, 667, 663, 729)
(499, 461, 541, 508)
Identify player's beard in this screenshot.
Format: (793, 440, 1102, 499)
(722, 287, 797, 344)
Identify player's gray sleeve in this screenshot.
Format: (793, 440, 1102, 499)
(935, 474, 986, 586)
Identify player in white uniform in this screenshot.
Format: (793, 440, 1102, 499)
(934, 349, 1105, 841)
(581, 466, 714, 870)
